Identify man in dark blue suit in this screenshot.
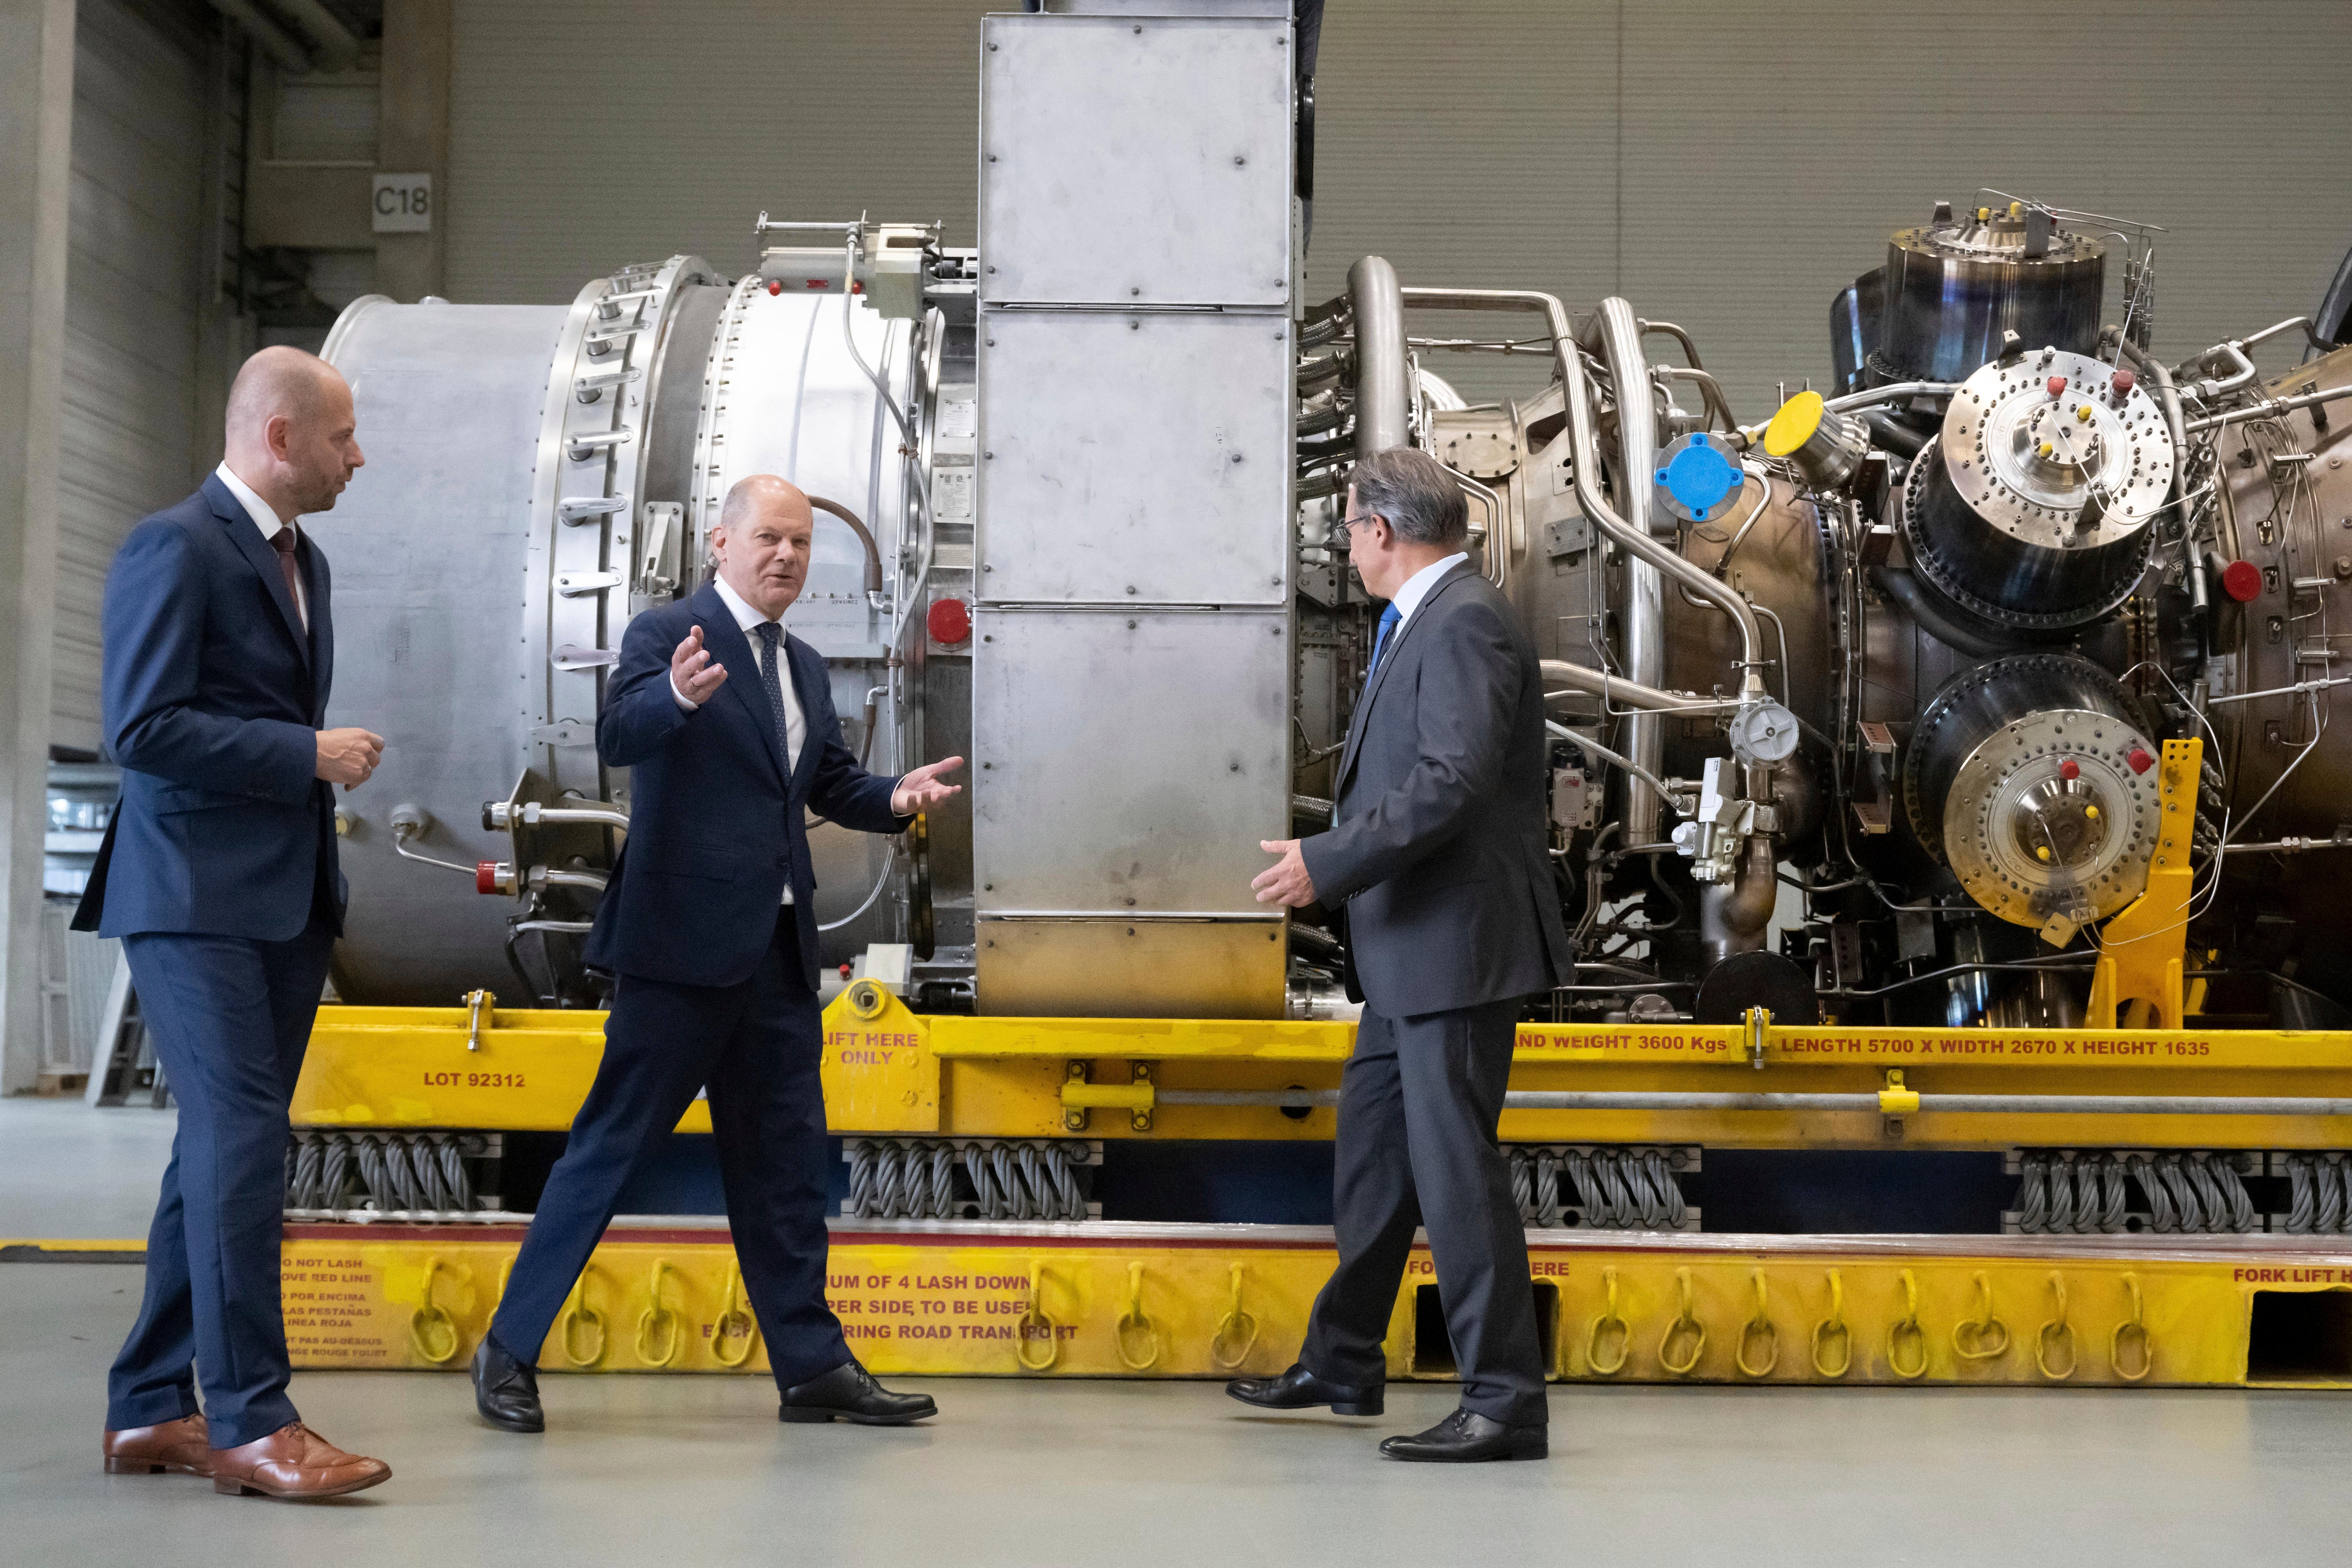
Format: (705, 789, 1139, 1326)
(78, 347, 393, 1499)
(471, 474, 962, 1433)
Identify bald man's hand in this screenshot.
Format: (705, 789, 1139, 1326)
(672, 625, 727, 705)
(892, 757, 965, 816)
(316, 728, 383, 789)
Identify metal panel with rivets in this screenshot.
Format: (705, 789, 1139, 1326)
(972, 4, 1295, 1017)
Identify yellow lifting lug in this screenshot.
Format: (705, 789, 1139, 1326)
(2087, 737, 2201, 1030)
(462, 989, 495, 1053)
(1742, 1005, 1772, 1069)
(1061, 1062, 1157, 1132)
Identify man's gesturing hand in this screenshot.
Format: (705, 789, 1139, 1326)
(1253, 838, 1318, 908)
(672, 625, 727, 705)
(315, 727, 384, 789)
(892, 756, 965, 816)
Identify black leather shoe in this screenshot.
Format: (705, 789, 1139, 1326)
(780, 1361, 938, 1425)
(1224, 1362, 1384, 1417)
(471, 1334, 543, 1434)
(1380, 1408, 1547, 1462)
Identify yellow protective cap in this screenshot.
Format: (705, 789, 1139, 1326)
(1763, 390, 1825, 458)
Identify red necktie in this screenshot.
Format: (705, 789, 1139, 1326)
(270, 526, 307, 631)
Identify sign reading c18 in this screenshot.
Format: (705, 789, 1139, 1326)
(372, 172, 432, 234)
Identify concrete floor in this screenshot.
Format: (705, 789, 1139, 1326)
(0, 1096, 177, 1239)
(6, 1097, 2352, 1563)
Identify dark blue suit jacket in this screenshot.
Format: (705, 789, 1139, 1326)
(73, 474, 343, 942)
(583, 581, 907, 990)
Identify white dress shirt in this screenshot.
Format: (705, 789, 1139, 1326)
(214, 460, 306, 628)
(671, 574, 809, 906)
(1387, 550, 1471, 633)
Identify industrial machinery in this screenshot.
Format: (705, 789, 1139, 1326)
(261, 3, 2352, 1389)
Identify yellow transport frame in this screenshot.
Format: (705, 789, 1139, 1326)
(294, 983, 2352, 1154)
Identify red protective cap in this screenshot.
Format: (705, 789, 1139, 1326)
(2220, 558, 2263, 602)
(926, 597, 973, 645)
(476, 861, 501, 895)
(2046, 375, 2068, 397)
(2112, 367, 2136, 396)
(2059, 758, 2081, 781)
(2127, 747, 2156, 775)
(766, 278, 783, 296)
(840, 963, 853, 978)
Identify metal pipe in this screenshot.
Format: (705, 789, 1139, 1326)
(1346, 256, 1408, 457)
(2184, 382, 2352, 434)
(1821, 380, 1960, 414)
(1699, 834, 1777, 970)
(2106, 330, 2187, 460)
(1637, 318, 1705, 371)
(203, 0, 313, 73)
(1655, 365, 1737, 432)
(1595, 299, 1668, 843)
(809, 496, 884, 596)
(270, 0, 362, 70)
(1157, 1089, 2352, 1116)
(1393, 287, 1768, 697)
(2237, 316, 2319, 354)
(1544, 719, 1681, 808)
(1709, 466, 1773, 575)
(1541, 660, 1745, 716)
(2179, 337, 2260, 401)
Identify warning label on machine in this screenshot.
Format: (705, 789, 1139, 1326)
(282, 1252, 402, 1365)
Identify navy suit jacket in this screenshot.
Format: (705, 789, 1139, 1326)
(1300, 563, 1571, 1016)
(583, 581, 908, 990)
(73, 474, 344, 942)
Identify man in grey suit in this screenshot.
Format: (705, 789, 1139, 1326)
(1230, 446, 1570, 1462)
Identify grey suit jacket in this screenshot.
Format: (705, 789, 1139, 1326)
(1300, 562, 1572, 1016)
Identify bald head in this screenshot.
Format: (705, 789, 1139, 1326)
(711, 474, 814, 619)
(222, 346, 363, 521)
(719, 474, 812, 535)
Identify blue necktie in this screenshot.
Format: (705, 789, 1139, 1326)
(753, 622, 791, 763)
(1366, 602, 1402, 680)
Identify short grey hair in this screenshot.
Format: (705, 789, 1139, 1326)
(1349, 447, 1468, 547)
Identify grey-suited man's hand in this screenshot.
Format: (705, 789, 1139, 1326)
(1253, 838, 1318, 908)
(893, 756, 966, 816)
(672, 625, 727, 705)
(315, 727, 384, 789)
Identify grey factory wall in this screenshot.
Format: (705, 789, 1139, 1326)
(444, 0, 2352, 412)
(53, 0, 222, 756)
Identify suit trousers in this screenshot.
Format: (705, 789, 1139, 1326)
(107, 924, 334, 1450)
(490, 917, 850, 1390)
(1300, 998, 1548, 1427)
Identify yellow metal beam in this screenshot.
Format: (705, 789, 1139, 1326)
(288, 981, 2352, 1149)
(271, 1221, 2352, 1389)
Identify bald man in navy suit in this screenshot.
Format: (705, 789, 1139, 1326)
(470, 475, 963, 1435)
(81, 348, 393, 1499)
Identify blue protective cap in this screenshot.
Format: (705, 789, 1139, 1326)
(1658, 435, 1742, 519)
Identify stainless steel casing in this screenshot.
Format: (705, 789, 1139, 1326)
(972, 8, 1295, 1017)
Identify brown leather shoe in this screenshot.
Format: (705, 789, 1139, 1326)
(103, 1413, 214, 1476)
(209, 1422, 390, 1500)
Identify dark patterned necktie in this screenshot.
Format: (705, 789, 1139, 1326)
(270, 525, 306, 631)
(753, 622, 790, 756)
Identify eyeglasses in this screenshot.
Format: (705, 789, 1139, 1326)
(1336, 512, 1380, 541)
